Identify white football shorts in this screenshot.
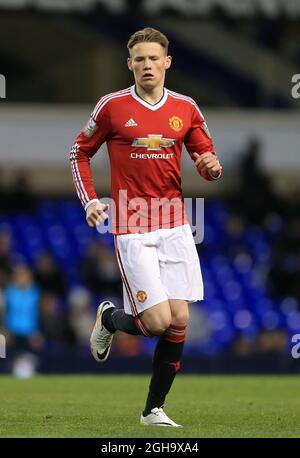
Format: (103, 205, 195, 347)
(114, 224, 203, 316)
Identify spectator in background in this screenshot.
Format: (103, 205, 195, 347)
(40, 292, 75, 349)
(7, 170, 36, 213)
(81, 241, 122, 298)
(285, 185, 300, 222)
(68, 286, 95, 347)
(240, 138, 264, 184)
(0, 167, 7, 212)
(0, 227, 13, 334)
(112, 331, 143, 358)
(233, 137, 283, 225)
(268, 214, 300, 303)
(263, 184, 300, 309)
(4, 264, 43, 376)
(0, 227, 13, 289)
(258, 329, 288, 354)
(34, 251, 66, 297)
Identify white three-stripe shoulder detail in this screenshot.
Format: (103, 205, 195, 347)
(92, 88, 131, 120)
(167, 90, 204, 118)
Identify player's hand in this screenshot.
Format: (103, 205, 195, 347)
(86, 201, 109, 227)
(193, 152, 222, 179)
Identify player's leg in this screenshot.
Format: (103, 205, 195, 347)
(141, 224, 202, 425)
(90, 298, 171, 362)
(142, 300, 188, 420)
(90, 232, 171, 361)
(103, 298, 171, 336)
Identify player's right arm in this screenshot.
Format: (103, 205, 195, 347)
(69, 99, 111, 227)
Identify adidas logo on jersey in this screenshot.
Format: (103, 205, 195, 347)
(125, 118, 138, 127)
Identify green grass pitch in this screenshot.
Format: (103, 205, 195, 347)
(0, 374, 299, 438)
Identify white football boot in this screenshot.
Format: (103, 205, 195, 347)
(90, 301, 115, 362)
(140, 407, 182, 427)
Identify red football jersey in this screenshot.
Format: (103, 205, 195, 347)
(70, 85, 218, 234)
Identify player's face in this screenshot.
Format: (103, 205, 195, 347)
(127, 42, 171, 91)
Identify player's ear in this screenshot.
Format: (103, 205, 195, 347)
(127, 57, 133, 71)
(165, 55, 172, 70)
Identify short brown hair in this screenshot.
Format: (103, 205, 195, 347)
(127, 27, 169, 54)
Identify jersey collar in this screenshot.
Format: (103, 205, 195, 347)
(130, 85, 168, 111)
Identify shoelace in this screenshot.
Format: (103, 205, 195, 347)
(96, 331, 111, 345)
(94, 321, 111, 344)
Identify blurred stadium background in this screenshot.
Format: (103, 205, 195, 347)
(0, 0, 300, 378)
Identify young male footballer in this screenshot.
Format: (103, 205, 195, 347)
(70, 27, 222, 427)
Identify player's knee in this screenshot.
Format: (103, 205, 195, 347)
(147, 316, 172, 336)
(171, 310, 189, 327)
(141, 302, 172, 335)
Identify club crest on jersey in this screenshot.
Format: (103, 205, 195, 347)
(132, 135, 176, 151)
(169, 116, 183, 132)
(136, 290, 147, 303)
(83, 117, 98, 138)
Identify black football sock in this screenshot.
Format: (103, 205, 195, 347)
(143, 325, 186, 416)
(102, 308, 153, 337)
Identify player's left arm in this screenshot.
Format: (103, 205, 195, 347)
(184, 103, 222, 181)
(192, 151, 222, 180)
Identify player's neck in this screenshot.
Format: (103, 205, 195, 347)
(135, 84, 165, 106)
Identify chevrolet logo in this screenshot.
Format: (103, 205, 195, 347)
(132, 135, 176, 151)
